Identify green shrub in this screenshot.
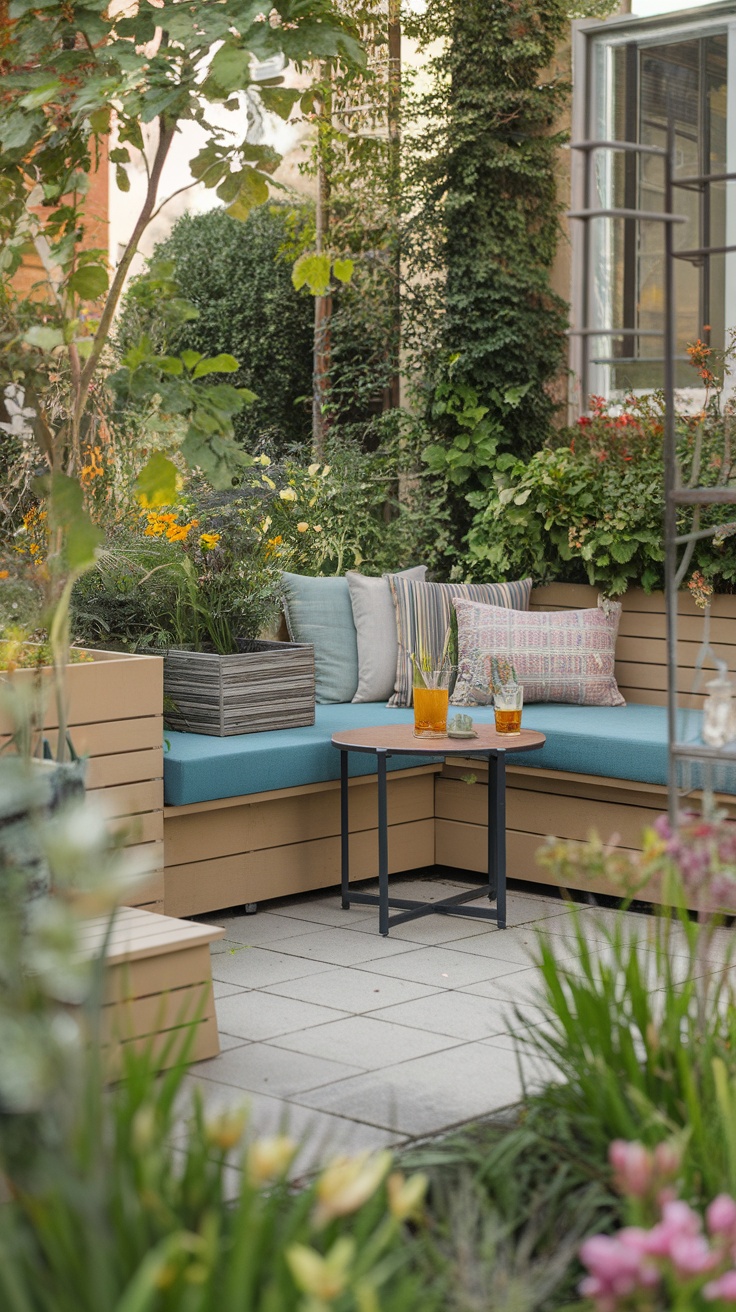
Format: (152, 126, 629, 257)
(465, 392, 736, 596)
(72, 431, 456, 652)
(522, 818, 736, 1209)
(116, 205, 314, 454)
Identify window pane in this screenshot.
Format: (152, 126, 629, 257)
(588, 27, 729, 395)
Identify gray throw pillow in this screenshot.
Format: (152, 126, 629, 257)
(281, 573, 358, 704)
(347, 566, 427, 703)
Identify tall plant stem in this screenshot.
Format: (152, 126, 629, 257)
(73, 116, 176, 450)
(313, 63, 333, 461)
(385, 0, 401, 413)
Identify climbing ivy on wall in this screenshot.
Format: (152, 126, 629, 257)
(403, 0, 618, 531)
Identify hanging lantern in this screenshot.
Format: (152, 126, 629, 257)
(702, 671, 736, 748)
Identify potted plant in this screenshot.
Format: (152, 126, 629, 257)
(72, 487, 314, 737)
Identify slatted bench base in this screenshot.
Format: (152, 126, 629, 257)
(78, 907, 224, 1076)
(436, 763, 736, 909)
(163, 767, 438, 917)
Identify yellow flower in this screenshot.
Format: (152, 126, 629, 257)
(258, 454, 272, 467)
(313, 1151, 391, 1228)
(264, 534, 283, 558)
(307, 462, 320, 477)
(199, 532, 221, 550)
(286, 1238, 355, 1301)
(0, 570, 8, 580)
(261, 516, 272, 533)
(166, 523, 194, 542)
(321, 465, 331, 477)
(205, 1107, 248, 1152)
(246, 1135, 296, 1185)
(386, 1171, 428, 1221)
(262, 475, 276, 490)
(296, 522, 309, 533)
(313, 525, 323, 533)
(279, 488, 297, 502)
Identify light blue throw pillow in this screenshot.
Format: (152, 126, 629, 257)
(281, 573, 359, 704)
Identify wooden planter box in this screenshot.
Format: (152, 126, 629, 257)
(0, 650, 165, 910)
(78, 906, 224, 1077)
(163, 640, 315, 737)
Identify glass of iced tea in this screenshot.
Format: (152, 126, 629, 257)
(494, 683, 523, 735)
(413, 666, 454, 738)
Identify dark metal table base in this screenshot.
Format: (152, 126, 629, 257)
(339, 747, 506, 937)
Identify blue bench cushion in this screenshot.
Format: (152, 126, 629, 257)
(163, 701, 714, 808)
(165, 703, 427, 806)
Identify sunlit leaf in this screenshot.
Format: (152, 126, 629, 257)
(332, 258, 354, 284)
(192, 354, 239, 378)
(68, 264, 109, 300)
(135, 452, 180, 508)
(23, 326, 64, 351)
(292, 252, 331, 296)
(226, 167, 269, 220)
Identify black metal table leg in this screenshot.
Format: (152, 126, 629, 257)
(340, 749, 350, 909)
(487, 751, 507, 929)
(376, 749, 389, 936)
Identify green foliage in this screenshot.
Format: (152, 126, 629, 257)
(522, 815, 736, 1213)
(107, 333, 257, 491)
(403, 0, 578, 486)
(297, 0, 402, 445)
(72, 432, 456, 652)
(525, 905, 736, 1208)
(423, 374, 530, 490)
(465, 393, 736, 596)
(115, 206, 315, 454)
(73, 492, 281, 655)
(404, 1105, 619, 1311)
(0, 762, 434, 1312)
(254, 424, 457, 578)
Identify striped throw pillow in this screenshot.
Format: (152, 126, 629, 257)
(451, 599, 625, 707)
(386, 576, 532, 708)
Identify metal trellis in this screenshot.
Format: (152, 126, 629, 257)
(568, 129, 736, 823)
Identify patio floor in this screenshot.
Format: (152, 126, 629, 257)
(179, 873, 703, 1180)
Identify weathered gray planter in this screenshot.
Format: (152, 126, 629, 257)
(0, 756, 86, 900)
(163, 640, 315, 737)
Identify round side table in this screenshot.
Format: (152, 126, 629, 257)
(332, 723, 546, 936)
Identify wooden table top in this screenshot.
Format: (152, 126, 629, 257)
(332, 724, 546, 756)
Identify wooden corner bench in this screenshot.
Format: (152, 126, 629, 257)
(161, 584, 736, 916)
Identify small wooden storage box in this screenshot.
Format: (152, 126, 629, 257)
(79, 906, 224, 1076)
(164, 640, 315, 737)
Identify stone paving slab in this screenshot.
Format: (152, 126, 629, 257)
(188, 875, 703, 1173)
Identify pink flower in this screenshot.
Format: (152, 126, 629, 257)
(609, 1140, 654, 1198)
(704, 1269, 736, 1302)
(653, 1141, 682, 1181)
(668, 1234, 717, 1277)
(708, 1195, 736, 1242)
(579, 1234, 659, 1310)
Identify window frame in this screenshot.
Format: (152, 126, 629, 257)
(570, 1, 736, 412)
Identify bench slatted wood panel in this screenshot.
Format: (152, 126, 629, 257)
(530, 584, 736, 709)
(1, 653, 165, 912)
(164, 767, 438, 917)
(79, 907, 223, 1076)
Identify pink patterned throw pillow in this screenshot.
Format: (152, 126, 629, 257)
(451, 599, 625, 707)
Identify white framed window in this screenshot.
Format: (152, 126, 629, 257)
(570, 2, 736, 405)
